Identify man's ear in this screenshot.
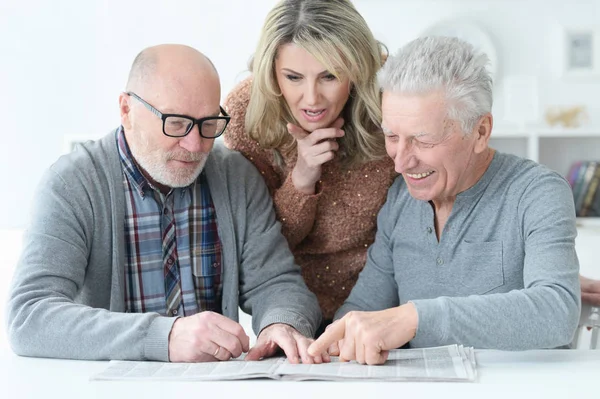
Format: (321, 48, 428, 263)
(473, 113, 493, 154)
(119, 92, 132, 130)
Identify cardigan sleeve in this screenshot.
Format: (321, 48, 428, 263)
(223, 78, 320, 249)
(6, 157, 176, 361)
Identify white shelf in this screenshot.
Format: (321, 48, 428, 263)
(536, 129, 600, 138)
(494, 130, 600, 138)
(493, 130, 530, 138)
(575, 218, 600, 279)
(576, 217, 600, 231)
(490, 126, 600, 177)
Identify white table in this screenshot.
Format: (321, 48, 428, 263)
(1, 348, 598, 399)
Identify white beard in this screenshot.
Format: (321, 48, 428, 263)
(129, 134, 209, 188)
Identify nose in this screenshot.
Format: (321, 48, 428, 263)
(390, 138, 417, 173)
(178, 123, 209, 153)
(304, 80, 320, 106)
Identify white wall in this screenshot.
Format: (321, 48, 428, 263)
(1, 0, 600, 229)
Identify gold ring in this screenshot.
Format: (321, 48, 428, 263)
(213, 347, 220, 357)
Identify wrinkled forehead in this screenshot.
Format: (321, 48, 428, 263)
(381, 90, 449, 133)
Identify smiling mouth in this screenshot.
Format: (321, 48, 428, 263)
(405, 171, 434, 179)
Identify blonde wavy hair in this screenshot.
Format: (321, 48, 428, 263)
(246, 0, 387, 167)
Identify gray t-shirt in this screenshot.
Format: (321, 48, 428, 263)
(337, 151, 581, 349)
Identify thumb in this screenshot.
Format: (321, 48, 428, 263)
(245, 341, 277, 361)
(245, 345, 268, 361)
(378, 350, 390, 364)
(287, 123, 309, 141)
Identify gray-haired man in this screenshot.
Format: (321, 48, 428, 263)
(310, 36, 580, 364)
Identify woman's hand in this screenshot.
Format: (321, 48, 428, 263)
(288, 118, 345, 194)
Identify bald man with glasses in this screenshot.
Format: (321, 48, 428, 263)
(7, 44, 325, 364)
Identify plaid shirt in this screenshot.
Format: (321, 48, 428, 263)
(117, 128, 223, 317)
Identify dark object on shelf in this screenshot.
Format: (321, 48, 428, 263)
(568, 161, 600, 216)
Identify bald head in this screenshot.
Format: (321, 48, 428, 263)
(119, 44, 223, 192)
(125, 44, 219, 96)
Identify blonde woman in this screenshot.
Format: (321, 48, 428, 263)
(224, 0, 396, 331)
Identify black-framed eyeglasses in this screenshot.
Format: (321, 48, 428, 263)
(125, 91, 230, 139)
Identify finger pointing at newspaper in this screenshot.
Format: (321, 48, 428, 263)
(308, 304, 420, 365)
(246, 323, 329, 364)
(307, 320, 348, 357)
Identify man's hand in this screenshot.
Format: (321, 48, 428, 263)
(307, 304, 419, 365)
(246, 323, 330, 364)
(581, 275, 600, 306)
(168, 311, 250, 362)
(288, 118, 345, 195)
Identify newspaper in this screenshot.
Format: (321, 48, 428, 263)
(91, 344, 476, 382)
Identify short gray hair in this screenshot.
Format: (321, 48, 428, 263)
(377, 36, 493, 135)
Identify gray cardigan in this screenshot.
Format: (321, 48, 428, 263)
(337, 152, 581, 349)
(6, 131, 321, 361)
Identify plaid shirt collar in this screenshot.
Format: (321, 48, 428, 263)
(116, 126, 151, 198)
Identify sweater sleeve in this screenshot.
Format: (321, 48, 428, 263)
(223, 79, 319, 249)
(6, 165, 176, 361)
(411, 173, 581, 350)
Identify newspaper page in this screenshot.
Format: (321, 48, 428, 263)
(91, 344, 476, 382)
(91, 356, 284, 381)
(276, 345, 476, 381)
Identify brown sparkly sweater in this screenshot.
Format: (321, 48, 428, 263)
(223, 79, 397, 320)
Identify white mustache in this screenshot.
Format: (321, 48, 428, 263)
(167, 152, 207, 162)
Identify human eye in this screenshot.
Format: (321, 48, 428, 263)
(165, 116, 192, 136)
(384, 133, 399, 142)
(200, 118, 228, 138)
(415, 139, 435, 149)
(285, 74, 301, 82)
(322, 73, 337, 81)
(166, 118, 186, 130)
